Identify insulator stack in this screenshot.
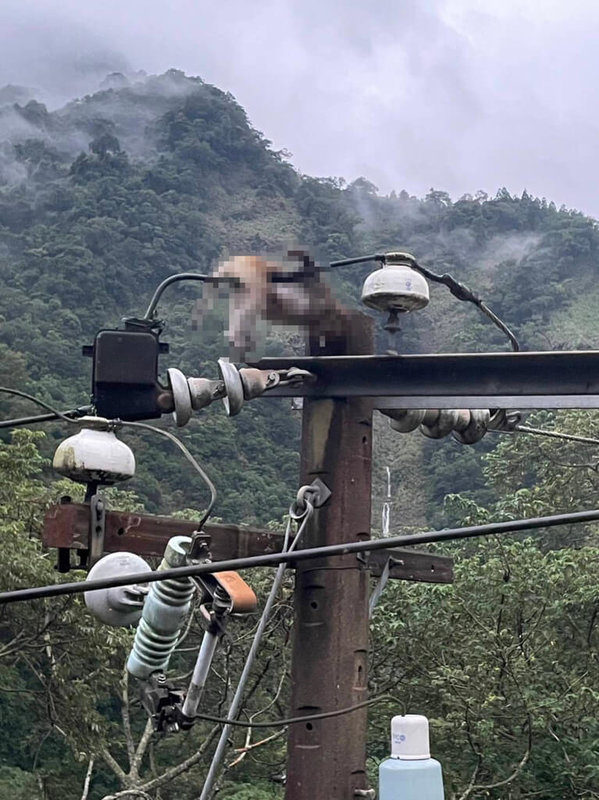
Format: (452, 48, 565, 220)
(127, 535, 195, 680)
(383, 408, 491, 444)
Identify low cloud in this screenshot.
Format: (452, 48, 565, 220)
(2, 0, 599, 215)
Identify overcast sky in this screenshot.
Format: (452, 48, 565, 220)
(2, 0, 599, 216)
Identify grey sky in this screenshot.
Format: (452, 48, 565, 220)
(2, 0, 599, 216)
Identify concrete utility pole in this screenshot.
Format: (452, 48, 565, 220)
(286, 313, 374, 799)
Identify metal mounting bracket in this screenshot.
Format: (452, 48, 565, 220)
(368, 557, 391, 618)
(250, 351, 599, 408)
(89, 493, 105, 566)
(304, 477, 332, 508)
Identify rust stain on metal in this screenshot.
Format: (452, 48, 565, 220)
(41, 503, 453, 584)
(41, 503, 286, 562)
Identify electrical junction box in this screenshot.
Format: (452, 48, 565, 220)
(83, 329, 168, 421)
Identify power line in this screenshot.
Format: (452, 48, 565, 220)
(199, 503, 312, 799)
(0, 389, 218, 529)
(121, 421, 217, 531)
(409, 261, 520, 352)
(0, 387, 86, 426)
(193, 693, 390, 729)
(492, 425, 599, 447)
(478, 302, 520, 353)
(328, 252, 520, 352)
(143, 272, 240, 320)
(0, 405, 92, 430)
(3, 507, 599, 605)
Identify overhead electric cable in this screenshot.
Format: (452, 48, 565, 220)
(492, 424, 599, 447)
(478, 303, 520, 352)
(0, 405, 92, 430)
(329, 254, 380, 269)
(327, 253, 520, 352)
(408, 260, 520, 352)
(0, 391, 217, 524)
(194, 693, 390, 729)
(141, 255, 518, 352)
(122, 421, 217, 530)
(4, 507, 599, 605)
(143, 272, 240, 320)
(0, 388, 85, 426)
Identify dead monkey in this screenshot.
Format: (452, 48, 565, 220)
(196, 251, 346, 359)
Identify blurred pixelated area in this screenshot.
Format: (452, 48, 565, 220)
(192, 249, 346, 361)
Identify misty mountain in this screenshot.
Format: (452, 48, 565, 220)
(0, 69, 598, 528)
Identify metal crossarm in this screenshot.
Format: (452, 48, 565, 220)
(251, 350, 599, 408)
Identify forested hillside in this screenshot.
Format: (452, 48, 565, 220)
(2, 69, 599, 526)
(1, 70, 599, 798)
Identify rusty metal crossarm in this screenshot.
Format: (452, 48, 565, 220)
(7, 505, 599, 605)
(42, 503, 453, 583)
(43, 503, 284, 561)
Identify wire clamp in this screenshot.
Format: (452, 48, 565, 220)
(141, 672, 194, 734)
(189, 531, 212, 561)
(488, 408, 523, 431)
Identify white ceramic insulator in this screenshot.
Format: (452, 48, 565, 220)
(85, 552, 151, 627)
(53, 428, 135, 484)
(361, 263, 429, 313)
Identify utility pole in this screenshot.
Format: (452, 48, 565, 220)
(26, 252, 599, 798)
(286, 313, 374, 799)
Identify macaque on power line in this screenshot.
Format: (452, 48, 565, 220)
(195, 250, 348, 359)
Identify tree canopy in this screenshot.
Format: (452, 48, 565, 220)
(1, 70, 599, 798)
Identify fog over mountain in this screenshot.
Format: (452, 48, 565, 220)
(2, 0, 599, 216)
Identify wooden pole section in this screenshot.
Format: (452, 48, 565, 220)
(286, 312, 374, 799)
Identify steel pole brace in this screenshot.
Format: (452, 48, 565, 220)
(249, 351, 599, 409)
(57, 489, 107, 573)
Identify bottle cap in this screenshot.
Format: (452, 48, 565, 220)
(391, 714, 431, 760)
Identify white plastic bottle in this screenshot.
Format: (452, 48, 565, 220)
(378, 714, 445, 800)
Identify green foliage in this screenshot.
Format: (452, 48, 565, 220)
(3, 69, 599, 798)
(368, 415, 599, 797)
(0, 766, 42, 799)
(371, 537, 599, 797)
(218, 782, 283, 799)
(0, 432, 121, 797)
(2, 71, 599, 525)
